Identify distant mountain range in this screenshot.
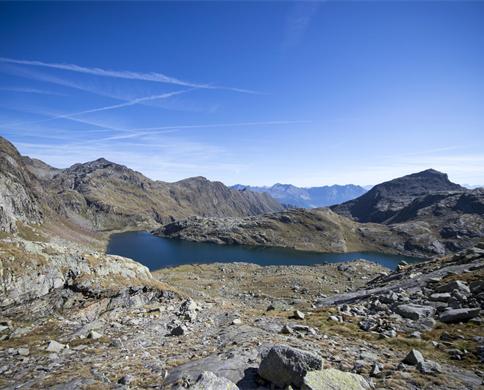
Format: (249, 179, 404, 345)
(231, 183, 367, 208)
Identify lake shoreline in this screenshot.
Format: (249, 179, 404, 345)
(107, 230, 423, 271)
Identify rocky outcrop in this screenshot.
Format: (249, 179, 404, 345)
(0, 237, 166, 308)
(0, 138, 43, 233)
(154, 204, 483, 258)
(154, 208, 398, 254)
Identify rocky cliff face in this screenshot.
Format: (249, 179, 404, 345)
(331, 169, 465, 223)
(0, 138, 43, 233)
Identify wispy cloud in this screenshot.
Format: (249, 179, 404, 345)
(0, 57, 258, 94)
(283, 1, 320, 49)
(0, 89, 193, 128)
(0, 86, 66, 96)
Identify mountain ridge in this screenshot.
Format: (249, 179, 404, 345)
(0, 136, 283, 235)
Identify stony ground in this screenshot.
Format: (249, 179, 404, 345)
(0, 237, 483, 389)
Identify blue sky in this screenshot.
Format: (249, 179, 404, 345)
(0, 1, 483, 186)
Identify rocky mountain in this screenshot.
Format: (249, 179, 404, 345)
(232, 183, 367, 208)
(0, 136, 283, 234)
(331, 169, 464, 223)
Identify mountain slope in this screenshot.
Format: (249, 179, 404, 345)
(0, 136, 283, 234)
(331, 169, 464, 223)
(232, 183, 367, 208)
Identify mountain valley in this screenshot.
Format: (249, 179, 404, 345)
(0, 136, 483, 389)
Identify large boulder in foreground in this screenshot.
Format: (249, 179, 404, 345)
(258, 345, 323, 388)
(302, 368, 371, 390)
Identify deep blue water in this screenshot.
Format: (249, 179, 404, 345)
(107, 231, 421, 270)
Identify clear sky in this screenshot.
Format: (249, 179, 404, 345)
(0, 1, 483, 186)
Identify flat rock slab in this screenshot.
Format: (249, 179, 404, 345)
(394, 304, 435, 320)
(439, 308, 480, 323)
(302, 368, 371, 390)
(164, 349, 260, 389)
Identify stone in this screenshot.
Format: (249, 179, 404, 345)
(293, 310, 305, 320)
(436, 281, 470, 294)
(110, 338, 123, 348)
(87, 330, 102, 340)
(302, 368, 371, 390)
(190, 371, 239, 390)
(370, 363, 382, 377)
(402, 349, 424, 366)
(417, 360, 442, 374)
(170, 325, 188, 336)
(409, 331, 421, 339)
(17, 347, 29, 356)
(394, 304, 435, 320)
(46, 340, 66, 353)
(258, 345, 323, 388)
(430, 293, 451, 302)
(231, 318, 242, 325)
(292, 325, 317, 335)
(281, 325, 294, 334)
(439, 308, 480, 323)
(118, 374, 133, 385)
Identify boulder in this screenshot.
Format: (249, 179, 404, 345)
(258, 345, 323, 388)
(439, 308, 480, 323)
(403, 349, 424, 366)
(293, 310, 305, 320)
(302, 368, 371, 390)
(394, 304, 435, 320)
(436, 281, 470, 294)
(417, 360, 442, 374)
(170, 325, 188, 336)
(87, 330, 102, 340)
(190, 371, 239, 390)
(429, 293, 451, 302)
(46, 340, 66, 353)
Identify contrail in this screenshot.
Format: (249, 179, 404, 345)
(0, 57, 259, 94)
